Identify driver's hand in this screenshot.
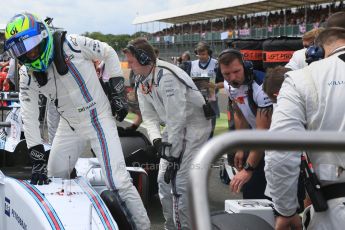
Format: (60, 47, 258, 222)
(28, 144, 51, 185)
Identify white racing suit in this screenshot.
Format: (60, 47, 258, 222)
(285, 48, 308, 71)
(46, 99, 60, 144)
(19, 34, 150, 229)
(137, 59, 212, 229)
(265, 48, 345, 229)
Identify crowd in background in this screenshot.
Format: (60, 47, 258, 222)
(152, 2, 345, 36)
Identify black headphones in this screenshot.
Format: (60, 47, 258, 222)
(126, 44, 152, 66)
(218, 48, 254, 84)
(305, 45, 325, 65)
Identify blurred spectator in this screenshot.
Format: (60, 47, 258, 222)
(285, 27, 324, 70)
(181, 51, 191, 62)
(0, 58, 17, 91)
(178, 51, 191, 73)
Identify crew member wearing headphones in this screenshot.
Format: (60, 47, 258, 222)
(189, 41, 220, 138)
(218, 49, 273, 199)
(266, 13, 345, 230)
(123, 38, 211, 230)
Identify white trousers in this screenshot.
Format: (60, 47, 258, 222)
(158, 120, 211, 230)
(48, 113, 150, 230)
(307, 197, 345, 230)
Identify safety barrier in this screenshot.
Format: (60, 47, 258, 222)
(189, 130, 345, 230)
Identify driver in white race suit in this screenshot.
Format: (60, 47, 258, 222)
(4, 13, 150, 229)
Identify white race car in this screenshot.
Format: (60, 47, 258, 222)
(0, 93, 158, 229)
(0, 172, 118, 230)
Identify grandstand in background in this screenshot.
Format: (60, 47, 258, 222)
(133, 0, 344, 60)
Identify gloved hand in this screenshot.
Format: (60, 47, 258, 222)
(152, 138, 162, 154)
(29, 144, 51, 185)
(164, 156, 181, 184)
(153, 138, 173, 159)
(108, 77, 129, 122)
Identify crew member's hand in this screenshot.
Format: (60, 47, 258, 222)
(152, 138, 162, 155)
(164, 156, 180, 184)
(234, 151, 245, 170)
(275, 214, 302, 230)
(29, 144, 51, 185)
(230, 169, 252, 193)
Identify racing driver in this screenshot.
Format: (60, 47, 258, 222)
(4, 12, 150, 229)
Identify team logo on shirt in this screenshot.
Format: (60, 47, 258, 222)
(234, 96, 245, 104)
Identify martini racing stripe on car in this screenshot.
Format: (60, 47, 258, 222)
(76, 177, 118, 230)
(15, 179, 65, 230)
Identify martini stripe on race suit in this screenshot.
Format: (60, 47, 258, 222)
(63, 41, 134, 227)
(63, 50, 116, 189)
(76, 177, 118, 230)
(15, 179, 65, 230)
(63, 50, 93, 103)
(88, 102, 135, 228)
(90, 108, 115, 189)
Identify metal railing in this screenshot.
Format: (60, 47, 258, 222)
(189, 130, 345, 230)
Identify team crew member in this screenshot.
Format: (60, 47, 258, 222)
(285, 28, 324, 70)
(265, 27, 345, 230)
(218, 49, 273, 199)
(4, 13, 150, 229)
(123, 38, 211, 230)
(189, 41, 220, 137)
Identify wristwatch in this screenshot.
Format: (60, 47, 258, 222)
(243, 162, 255, 171)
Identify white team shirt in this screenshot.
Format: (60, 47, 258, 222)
(224, 80, 272, 128)
(285, 48, 308, 71)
